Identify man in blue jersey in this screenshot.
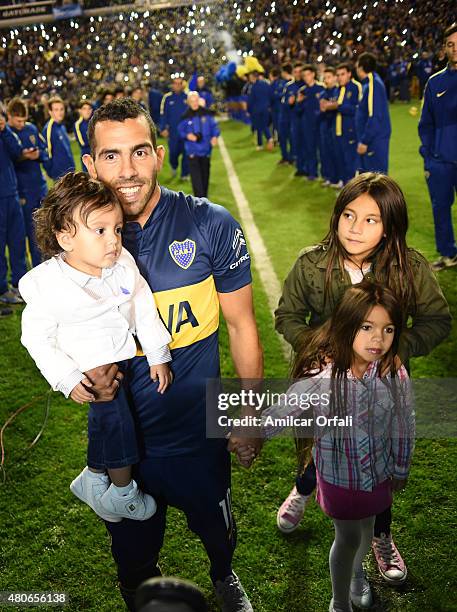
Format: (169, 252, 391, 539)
(418, 23, 457, 271)
(7, 97, 49, 268)
(355, 53, 391, 174)
(318, 66, 339, 187)
(247, 71, 273, 151)
(196, 75, 214, 110)
(283, 63, 304, 172)
(416, 51, 433, 99)
(269, 67, 286, 145)
(0, 107, 29, 304)
(73, 100, 93, 172)
(82, 99, 263, 612)
(277, 63, 293, 165)
(295, 65, 325, 180)
(159, 77, 189, 180)
(42, 96, 75, 180)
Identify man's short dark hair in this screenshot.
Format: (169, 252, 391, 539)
(88, 98, 157, 155)
(281, 63, 292, 74)
(78, 99, 93, 109)
(336, 63, 352, 73)
(357, 52, 377, 73)
(302, 64, 317, 75)
(270, 67, 280, 78)
(7, 97, 27, 117)
(293, 62, 303, 70)
(324, 66, 336, 75)
(444, 23, 457, 40)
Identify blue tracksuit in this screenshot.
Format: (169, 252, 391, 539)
(247, 78, 272, 146)
(0, 126, 27, 293)
(296, 82, 325, 178)
(356, 71, 391, 174)
(418, 65, 457, 258)
(11, 122, 48, 267)
(335, 79, 362, 183)
(270, 77, 286, 139)
(73, 117, 90, 172)
(159, 91, 189, 177)
(148, 89, 163, 125)
(42, 119, 75, 180)
(416, 58, 433, 97)
(320, 85, 339, 184)
(178, 110, 220, 157)
(279, 79, 303, 162)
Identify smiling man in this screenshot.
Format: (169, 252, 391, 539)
(82, 99, 263, 612)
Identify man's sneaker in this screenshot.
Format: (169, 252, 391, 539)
(276, 486, 310, 533)
(70, 467, 122, 522)
(214, 572, 253, 612)
(350, 572, 373, 608)
(277, 158, 289, 165)
(100, 480, 157, 520)
(0, 289, 23, 304)
(171, 168, 177, 178)
(431, 254, 457, 272)
(372, 532, 407, 585)
(330, 180, 344, 189)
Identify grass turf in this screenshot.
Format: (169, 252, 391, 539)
(0, 104, 456, 611)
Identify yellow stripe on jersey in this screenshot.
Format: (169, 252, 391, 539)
(137, 275, 219, 354)
(75, 117, 85, 146)
(46, 118, 54, 158)
(160, 91, 172, 115)
(352, 78, 363, 102)
(368, 73, 374, 117)
(336, 86, 346, 136)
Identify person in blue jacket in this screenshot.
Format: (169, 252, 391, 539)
(7, 98, 48, 268)
(355, 53, 392, 174)
(247, 71, 273, 151)
(277, 63, 294, 165)
(196, 76, 214, 109)
(73, 100, 93, 172)
(418, 23, 457, 271)
(159, 77, 189, 180)
(415, 51, 433, 99)
(269, 67, 286, 145)
(285, 64, 305, 172)
(295, 65, 325, 180)
(148, 84, 163, 126)
(42, 96, 75, 181)
(321, 63, 362, 186)
(178, 92, 220, 198)
(318, 66, 339, 187)
(0, 108, 28, 304)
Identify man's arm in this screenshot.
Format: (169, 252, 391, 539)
(218, 284, 264, 465)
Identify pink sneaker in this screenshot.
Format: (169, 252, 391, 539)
(276, 486, 310, 533)
(372, 532, 407, 585)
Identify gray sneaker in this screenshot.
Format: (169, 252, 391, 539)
(214, 572, 253, 612)
(0, 289, 23, 304)
(431, 254, 457, 272)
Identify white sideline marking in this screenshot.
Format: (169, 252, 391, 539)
(218, 135, 291, 361)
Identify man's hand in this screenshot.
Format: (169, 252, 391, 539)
(288, 95, 296, 106)
(391, 477, 407, 492)
(381, 354, 402, 377)
(22, 147, 40, 160)
(357, 143, 368, 155)
(84, 363, 122, 402)
(161, 129, 169, 139)
(319, 99, 329, 112)
(228, 435, 263, 468)
(70, 378, 95, 404)
(210, 136, 218, 147)
(296, 92, 304, 103)
(187, 133, 198, 142)
(150, 363, 173, 394)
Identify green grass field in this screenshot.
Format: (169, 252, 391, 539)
(1, 105, 456, 611)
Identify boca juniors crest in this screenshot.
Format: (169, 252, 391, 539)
(168, 239, 197, 269)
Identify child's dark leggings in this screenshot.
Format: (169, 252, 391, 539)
(295, 460, 392, 537)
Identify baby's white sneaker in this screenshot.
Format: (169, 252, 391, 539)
(70, 467, 122, 523)
(99, 480, 157, 520)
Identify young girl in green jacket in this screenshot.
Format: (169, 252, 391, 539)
(274, 172, 451, 593)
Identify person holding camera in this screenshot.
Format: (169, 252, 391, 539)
(178, 92, 220, 198)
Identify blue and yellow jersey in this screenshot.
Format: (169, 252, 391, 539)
(0, 124, 22, 198)
(159, 91, 188, 135)
(42, 119, 75, 180)
(12, 122, 48, 199)
(122, 187, 251, 456)
(335, 79, 362, 138)
(418, 65, 457, 164)
(355, 71, 391, 145)
(296, 82, 325, 122)
(73, 117, 90, 157)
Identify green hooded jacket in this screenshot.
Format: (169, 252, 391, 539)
(275, 244, 452, 363)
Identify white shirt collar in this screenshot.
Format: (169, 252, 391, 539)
(57, 254, 117, 286)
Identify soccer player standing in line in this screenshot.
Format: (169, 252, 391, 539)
(418, 23, 457, 272)
(81, 99, 263, 612)
(355, 53, 391, 174)
(42, 96, 75, 181)
(159, 77, 189, 180)
(74, 100, 93, 172)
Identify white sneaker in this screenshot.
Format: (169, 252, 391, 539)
(70, 467, 122, 523)
(330, 180, 344, 189)
(100, 480, 157, 520)
(350, 573, 373, 608)
(276, 486, 310, 533)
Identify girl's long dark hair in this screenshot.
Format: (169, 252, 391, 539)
(322, 173, 416, 318)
